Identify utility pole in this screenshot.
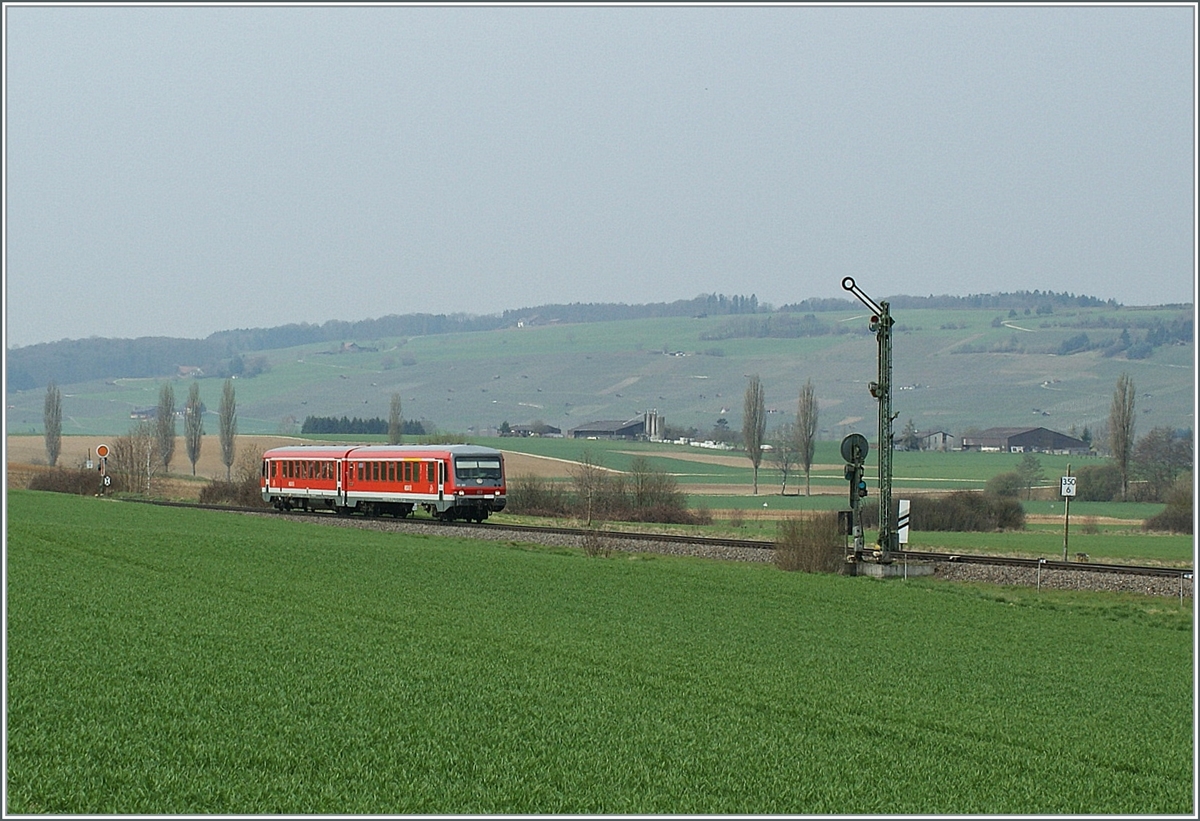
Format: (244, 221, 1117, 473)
(842, 277, 898, 561)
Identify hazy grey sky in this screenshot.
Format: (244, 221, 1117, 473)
(4, 3, 1195, 348)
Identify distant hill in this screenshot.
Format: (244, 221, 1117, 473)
(5, 293, 1192, 442)
(3, 290, 1161, 391)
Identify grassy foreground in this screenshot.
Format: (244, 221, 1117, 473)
(5, 490, 1194, 814)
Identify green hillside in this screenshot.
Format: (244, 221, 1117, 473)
(5, 303, 1193, 439)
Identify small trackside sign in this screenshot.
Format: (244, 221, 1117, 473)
(1061, 476, 1076, 497)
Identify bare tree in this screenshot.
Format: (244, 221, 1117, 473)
(771, 421, 798, 495)
(1133, 426, 1193, 502)
(796, 379, 818, 496)
(1109, 372, 1136, 500)
(184, 381, 204, 476)
(111, 420, 159, 495)
(570, 450, 607, 526)
(156, 382, 176, 473)
(43, 381, 62, 467)
(388, 393, 403, 444)
(1016, 453, 1045, 500)
(743, 374, 766, 494)
(219, 377, 237, 482)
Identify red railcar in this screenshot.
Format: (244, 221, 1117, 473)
(261, 444, 506, 521)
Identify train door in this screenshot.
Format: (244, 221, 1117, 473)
(437, 459, 445, 502)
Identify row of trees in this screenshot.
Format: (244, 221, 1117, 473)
(740, 375, 819, 496)
(42, 378, 238, 492)
(299, 406, 426, 438)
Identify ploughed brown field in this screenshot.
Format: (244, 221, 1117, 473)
(6, 435, 581, 499)
(7, 435, 1111, 523)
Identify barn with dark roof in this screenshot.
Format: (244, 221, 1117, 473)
(960, 427, 1089, 454)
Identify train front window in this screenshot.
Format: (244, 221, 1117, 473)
(454, 458, 502, 483)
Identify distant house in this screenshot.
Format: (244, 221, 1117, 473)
(894, 429, 958, 451)
(960, 427, 1089, 454)
(510, 423, 563, 437)
(569, 411, 662, 441)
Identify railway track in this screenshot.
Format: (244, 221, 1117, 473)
(130, 497, 1193, 581)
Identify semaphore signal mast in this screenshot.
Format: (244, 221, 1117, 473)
(841, 277, 898, 562)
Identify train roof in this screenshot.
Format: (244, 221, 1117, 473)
(262, 444, 503, 459)
(344, 444, 503, 457)
(261, 445, 359, 458)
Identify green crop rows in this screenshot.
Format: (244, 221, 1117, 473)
(6, 490, 1193, 814)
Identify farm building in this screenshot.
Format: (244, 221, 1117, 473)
(894, 429, 959, 451)
(960, 426, 1089, 454)
(508, 423, 562, 437)
(569, 411, 662, 441)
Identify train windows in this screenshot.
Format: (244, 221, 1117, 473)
(386, 462, 393, 482)
(455, 458, 502, 481)
(402, 462, 410, 482)
(357, 462, 365, 481)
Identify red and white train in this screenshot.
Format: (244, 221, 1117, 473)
(261, 444, 506, 521)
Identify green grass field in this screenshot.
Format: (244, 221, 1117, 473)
(6, 489, 1193, 814)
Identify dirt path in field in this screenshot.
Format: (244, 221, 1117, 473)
(615, 449, 844, 473)
(1024, 514, 1130, 525)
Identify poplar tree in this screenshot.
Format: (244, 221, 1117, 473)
(156, 383, 176, 472)
(1109, 372, 1136, 500)
(219, 378, 237, 482)
(388, 393, 403, 444)
(184, 381, 204, 476)
(743, 374, 766, 495)
(796, 379, 818, 496)
(43, 381, 62, 467)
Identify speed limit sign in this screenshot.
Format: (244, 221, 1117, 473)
(1061, 476, 1076, 497)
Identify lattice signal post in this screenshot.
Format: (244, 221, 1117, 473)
(841, 277, 898, 561)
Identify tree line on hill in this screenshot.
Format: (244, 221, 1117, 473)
(4, 289, 1162, 390)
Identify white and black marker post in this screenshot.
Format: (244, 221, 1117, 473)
(1061, 464, 1075, 561)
